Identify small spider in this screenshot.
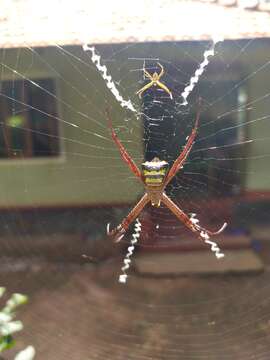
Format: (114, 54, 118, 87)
(136, 63, 173, 99)
(106, 104, 227, 243)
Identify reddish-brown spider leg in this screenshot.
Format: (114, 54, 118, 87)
(106, 109, 143, 182)
(164, 100, 201, 187)
(107, 193, 150, 242)
(161, 193, 227, 241)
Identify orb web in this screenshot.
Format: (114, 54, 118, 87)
(0, 37, 270, 359)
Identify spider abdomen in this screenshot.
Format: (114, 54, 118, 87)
(142, 158, 168, 187)
(144, 170, 165, 185)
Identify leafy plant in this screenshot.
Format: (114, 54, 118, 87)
(0, 287, 35, 360)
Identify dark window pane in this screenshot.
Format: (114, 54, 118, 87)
(0, 78, 60, 158)
(143, 79, 246, 198)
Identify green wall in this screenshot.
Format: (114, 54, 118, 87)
(0, 46, 144, 207)
(0, 40, 270, 207)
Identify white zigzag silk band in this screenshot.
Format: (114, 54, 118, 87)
(119, 219, 142, 284)
(179, 38, 222, 107)
(83, 44, 136, 113)
(190, 213, 226, 259)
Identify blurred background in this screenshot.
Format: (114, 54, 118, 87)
(1, 1, 270, 359)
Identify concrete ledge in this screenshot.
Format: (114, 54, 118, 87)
(134, 249, 264, 275)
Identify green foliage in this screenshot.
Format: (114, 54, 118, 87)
(0, 334, 15, 352)
(0, 287, 35, 359)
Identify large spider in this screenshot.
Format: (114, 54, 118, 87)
(106, 106, 227, 243)
(136, 63, 173, 99)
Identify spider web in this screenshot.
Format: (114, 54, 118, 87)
(81, 39, 251, 250)
(0, 37, 270, 360)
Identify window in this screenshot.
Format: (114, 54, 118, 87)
(0, 78, 60, 159)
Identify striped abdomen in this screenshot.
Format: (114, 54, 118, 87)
(142, 158, 168, 187)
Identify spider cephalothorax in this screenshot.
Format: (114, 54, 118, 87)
(106, 106, 227, 243)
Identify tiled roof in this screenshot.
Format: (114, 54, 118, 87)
(0, 0, 269, 48)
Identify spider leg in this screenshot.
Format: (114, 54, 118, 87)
(107, 110, 143, 182)
(164, 101, 201, 186)
(161, 193, 227, 241)
(107, 193, 150, 242)
(157, 62, 164, 78)
(156, 80, 173, 99)
(136, 81, 154, 98)
(143, 68, 153, 79)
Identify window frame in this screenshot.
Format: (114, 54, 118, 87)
(0, 74, 65, 165)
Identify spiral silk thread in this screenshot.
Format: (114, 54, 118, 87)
(179, 38, 222, 106)
(119, 219, 142, 284)
(82, 44, 137, 113)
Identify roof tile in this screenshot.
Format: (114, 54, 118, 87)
(0, 0, 269, 48)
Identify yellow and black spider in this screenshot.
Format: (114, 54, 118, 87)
(106, 104, 227, 243)
(136, 63, 173, 99)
